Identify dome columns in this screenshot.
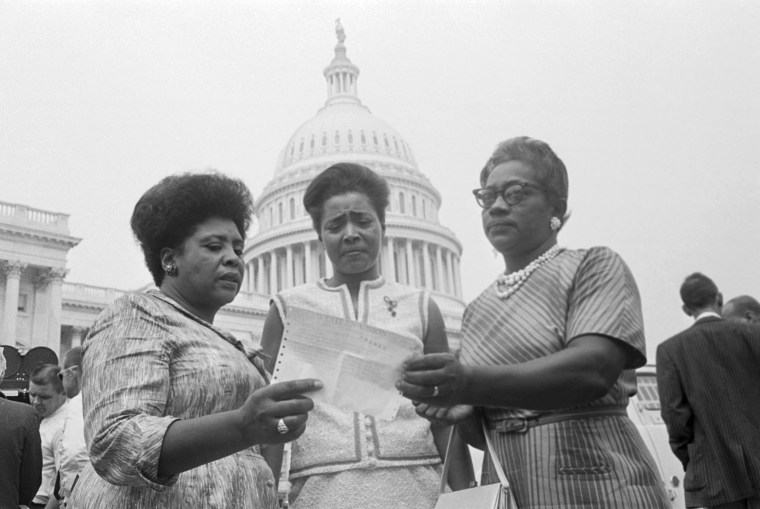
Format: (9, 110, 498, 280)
(243, 237, 461, 299)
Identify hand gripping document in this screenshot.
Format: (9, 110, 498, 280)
(271, 307, 422, 420)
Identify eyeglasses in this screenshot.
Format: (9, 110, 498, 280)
(58, 366, 76, 381)
(472, 182, 540, 209)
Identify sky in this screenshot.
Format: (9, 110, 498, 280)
(1, 0, 758, 359)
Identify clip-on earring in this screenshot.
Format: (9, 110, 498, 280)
(163, 264, 178, 277)
(550, 217, 561, 231)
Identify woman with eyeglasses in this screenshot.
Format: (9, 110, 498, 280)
(397, 137, 670, 508)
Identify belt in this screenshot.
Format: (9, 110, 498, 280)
(487, 407, 628, 434)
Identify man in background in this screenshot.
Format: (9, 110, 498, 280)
(0, 345, 42, 508)
(657, 273, 760, 509)
(57, 346, 88, 505)
(29, 364, 68, 509)
(722, 295, 760, 324)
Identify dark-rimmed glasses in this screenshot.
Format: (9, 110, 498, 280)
(58, 366, 75, 381)
(472, 182, 540, 209)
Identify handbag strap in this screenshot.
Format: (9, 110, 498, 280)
(438, 417, 512, 494)
(481, 417, 510, 488)
(439, 426, 456, 494)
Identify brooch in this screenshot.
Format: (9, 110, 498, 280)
(383, 296, 398, 317)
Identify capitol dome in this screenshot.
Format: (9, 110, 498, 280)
(243, 22, 465, 344)
(276, 100, 418, 173)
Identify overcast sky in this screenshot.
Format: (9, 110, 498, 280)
(2, 0, 758, 359)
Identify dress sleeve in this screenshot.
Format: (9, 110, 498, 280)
(566, 246, 647, 369)
(82, 294, 180, 490)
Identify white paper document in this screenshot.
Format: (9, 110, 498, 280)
(271, 307, 422, 420)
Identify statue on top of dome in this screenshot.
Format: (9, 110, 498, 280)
(335, 18, 345, 43)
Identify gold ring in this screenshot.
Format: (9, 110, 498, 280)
(277, 418, 289, 435)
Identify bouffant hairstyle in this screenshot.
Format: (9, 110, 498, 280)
(131, 171, 253, 286)
(480, 136, 569, 222)
(680, 272, 720, 310)
(30, 364, 64, 393)
(303, 163, 389, 239)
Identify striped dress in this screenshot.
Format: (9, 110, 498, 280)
(460, 247, 670, 508)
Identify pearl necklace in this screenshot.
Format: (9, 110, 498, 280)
(494, 245, 563, 300)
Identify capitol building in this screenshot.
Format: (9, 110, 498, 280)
(0, 24, 465, 362)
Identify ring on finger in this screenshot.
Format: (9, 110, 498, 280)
(432, 385, 440, 398)
(277, 418, 289, 435)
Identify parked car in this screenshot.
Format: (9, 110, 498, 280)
(627, 365, 688, 509)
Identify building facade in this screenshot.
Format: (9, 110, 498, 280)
(243, 23, 465, 345)
(1, 23, 464, 360)
(0, 202, 80, 355)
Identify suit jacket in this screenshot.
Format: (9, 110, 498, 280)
(657, 316, 760, 508)
(0, 398, 42, 508)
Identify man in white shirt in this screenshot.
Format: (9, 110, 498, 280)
(56, 347, 88, 506)
(29, 364, 68, 509)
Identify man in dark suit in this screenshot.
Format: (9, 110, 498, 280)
(0, 346, 43, 508)
(657, 273, 760, 509)
(723, 295, 760, 325)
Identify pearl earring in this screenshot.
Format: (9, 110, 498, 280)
(550, 217, 561, 231)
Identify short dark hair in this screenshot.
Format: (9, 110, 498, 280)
(63, 346, 82, 370)
(725, 295, 760, 316)
(303, 163, 389, 237)
(680, 272, 719, 310)
(131, 171, 254, 286)
(480, 136, 569, 221)
(30, 364, 64, 393)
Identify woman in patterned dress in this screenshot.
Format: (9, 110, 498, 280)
(398, 137, 671, 508)
(260, 163, 474, 509)
(68, 172, 321, 509)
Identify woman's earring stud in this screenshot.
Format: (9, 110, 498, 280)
(550, 217, 561, 231)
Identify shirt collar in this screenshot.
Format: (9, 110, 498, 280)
(695, 311, 722, 321)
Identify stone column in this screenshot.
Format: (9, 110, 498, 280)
(405, 239, 415, 286)
(453, 255, 462, 298)
(46, 268, 67, 354)
(285, 245, 294, 288)
(69, 326, 87, 348)
(385, 237, 396, 283)
(435, 246, 444, 292)
(446, 251, 455, 295)
(422, 242, 432, 290)
(243, 262, 250, 293)
(304, 242, 312, 283)
(323, 249, 333, 279)
(269, 251, 278, 296)
(2, 261, 26, 345)
(255, 257, 263, 294)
